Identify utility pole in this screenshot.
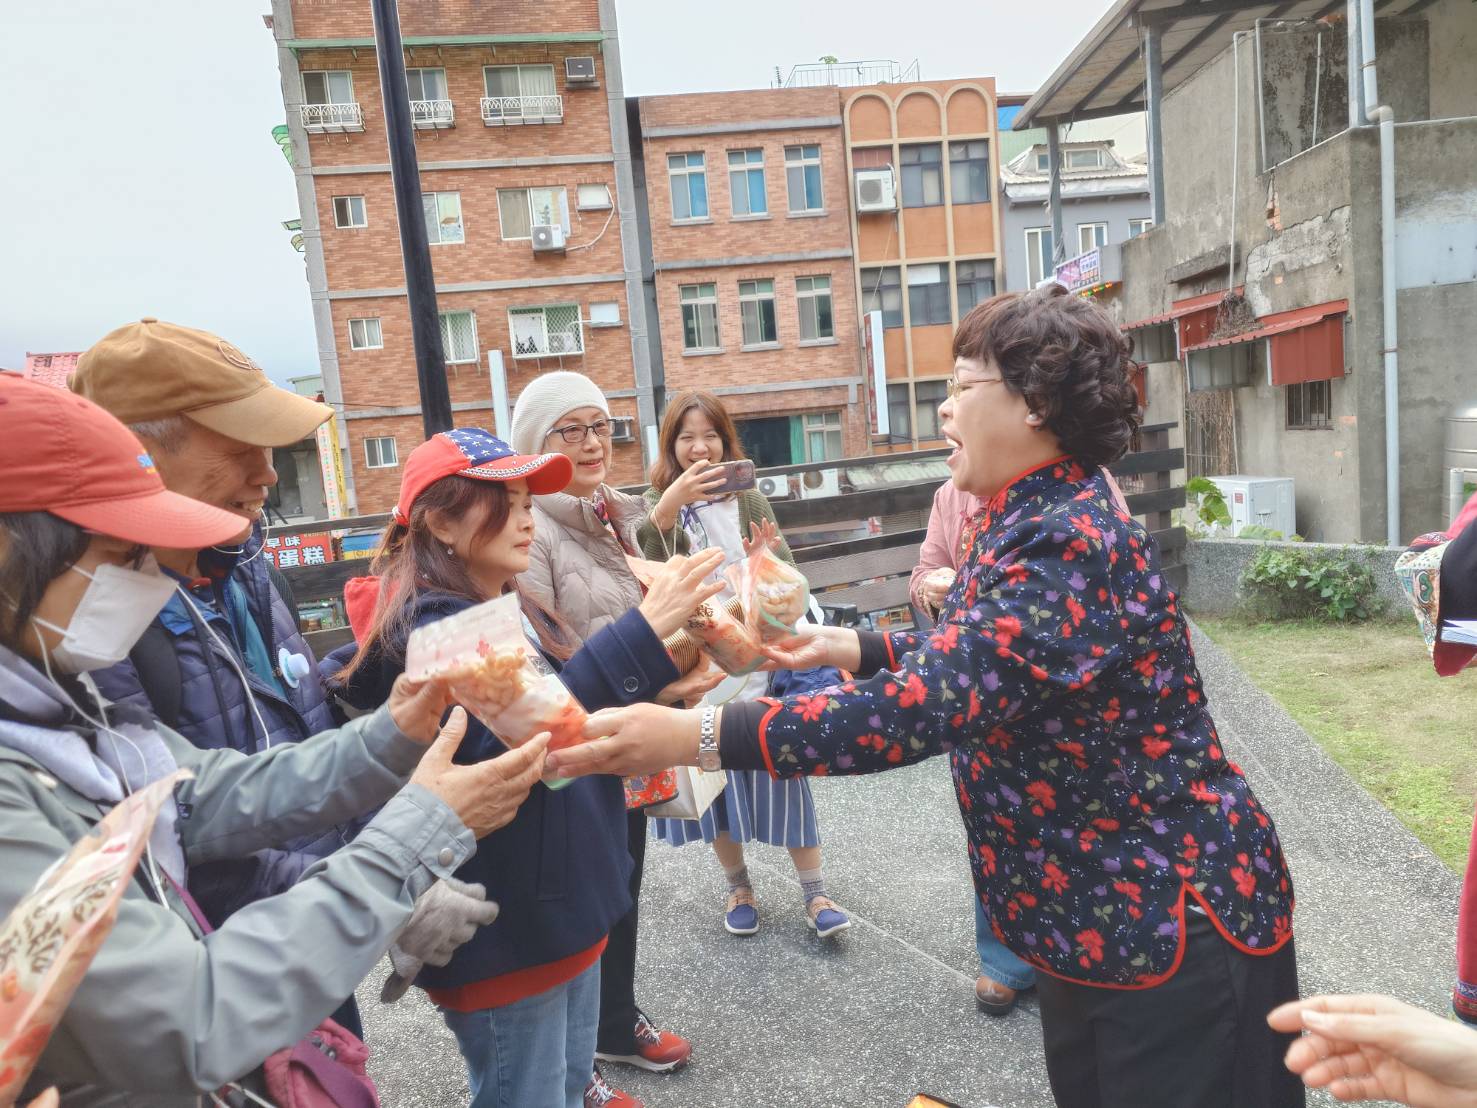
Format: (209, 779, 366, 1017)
(370, 0, 453, 437)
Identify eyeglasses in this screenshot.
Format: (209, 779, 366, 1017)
(547, 420, 613, 444)
(946, 376, 1007, 399)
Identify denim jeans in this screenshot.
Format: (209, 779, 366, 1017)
(441, 960, 601, 1108)
(976, 897, 1036, 991)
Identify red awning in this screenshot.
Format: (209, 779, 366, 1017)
(1182, 299, 1348, 386)
(1122, 287, 1242, 331)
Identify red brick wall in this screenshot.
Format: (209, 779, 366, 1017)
(290, 0, 600, 41)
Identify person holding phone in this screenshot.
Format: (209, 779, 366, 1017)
(638, 390, 851, 942)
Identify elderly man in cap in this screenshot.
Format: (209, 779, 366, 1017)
(72, 319, 494, 1027)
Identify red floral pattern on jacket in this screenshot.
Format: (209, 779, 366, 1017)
(757, 458, 1294, 987)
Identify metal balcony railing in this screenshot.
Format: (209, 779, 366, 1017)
(410, 99, 454, 128)
(777, 59, 920, 89)
(480, 94, 563, 125)
(300, 102, 364, 132)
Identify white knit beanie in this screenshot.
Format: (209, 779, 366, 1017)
(510, 371, 611, 457)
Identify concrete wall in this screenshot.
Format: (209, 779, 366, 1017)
(1182, 538, 1408, 617)
(1001, 191, 1152, 292)
(1428, 0, 1477, 119)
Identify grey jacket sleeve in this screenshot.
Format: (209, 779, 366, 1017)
(2, 773, 472, 1095)
(167, 705, 422, 864)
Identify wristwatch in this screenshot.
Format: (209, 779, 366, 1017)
(697, 704, 722, 772)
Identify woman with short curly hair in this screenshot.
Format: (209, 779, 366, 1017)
(550, 285, 1305, 1108)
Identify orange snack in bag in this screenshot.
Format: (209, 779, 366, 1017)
(726, 541, 811, 646)
(625, 555, 766, 676)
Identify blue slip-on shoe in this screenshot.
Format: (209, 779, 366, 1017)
(806, 896, 852, 939)
(724, 888, 759, 935)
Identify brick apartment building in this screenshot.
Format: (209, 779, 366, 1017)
(631, 87, 867, 466)
(268, 0, 654, 512)
(844, 79, 1003, 451)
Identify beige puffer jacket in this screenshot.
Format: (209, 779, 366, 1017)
(524, 485, 648, 640)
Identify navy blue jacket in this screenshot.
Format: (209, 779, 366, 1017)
(334, 589, 678, 988)
(92, 524, 345, 924)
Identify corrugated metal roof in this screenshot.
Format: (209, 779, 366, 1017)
(1013, 0, 1428, 130)
(1181, 299, 1348, 351)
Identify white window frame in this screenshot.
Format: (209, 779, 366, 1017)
(364, 436, 398, 469)
(406, 67, 448, 101)
(438, 310, 479, 364)
(508, 304, 584, 359)
(1077, 222, 1108, 254)
(301, 70, 354, 105)
(576, 183, 612, 210)
(668, 153, 709, 222)
(481, 64, 561, 123)
(1025, 227, 1054, 286)
(1034, 150, 1050, 172)
(727, 148, 768, 218)
(738, 278, 779, 348)
(802, 410, 843, 462)
(333, 195, 366, 229)
(784, 144, 824, 213)
(795, 275, 834, 343)
(423, 191, 464, 245)
(348, 317, 382, 351)
(1129, 217, 1154, 237)
(679, 283, 720, 352)
(496, 187, 570, 240)
(1067, 148, 1106, 170)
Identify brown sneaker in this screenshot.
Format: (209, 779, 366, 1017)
(974, 975, 1019, 1016)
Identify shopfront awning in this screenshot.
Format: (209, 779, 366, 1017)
(1182, 299, 1348, 385)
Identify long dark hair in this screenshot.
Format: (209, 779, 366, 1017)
(0, 512, 89, 651)
(337, 475, 571, 683)
(649, 390, 748, 492)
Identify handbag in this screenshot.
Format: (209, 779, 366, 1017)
(164, 872, 381, 1108)
(645, 765, 727, 821)
(623, 770, 679, 810)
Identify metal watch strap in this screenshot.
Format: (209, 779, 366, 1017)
(698, 704, 722, 772)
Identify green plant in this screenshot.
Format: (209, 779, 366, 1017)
(1237, 524, 1304, 542)
(1240, 545, 1378, 622)
(1185, 477, 1231, 533)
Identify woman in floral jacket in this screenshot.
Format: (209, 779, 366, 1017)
(550, 285, 1301, 1108)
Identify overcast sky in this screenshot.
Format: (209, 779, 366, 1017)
(0, 0, 1120, 382)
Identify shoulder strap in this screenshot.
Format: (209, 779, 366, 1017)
(127, 623, 184, 731)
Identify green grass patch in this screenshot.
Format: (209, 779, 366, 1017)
(1196, 616, 1477, 872)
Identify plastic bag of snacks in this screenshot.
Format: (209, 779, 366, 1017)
(725, 536, 810, 646)
(625, 556, 767, 676)
(405, 593, 587, 788)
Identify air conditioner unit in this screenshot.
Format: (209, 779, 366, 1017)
(855, 168, 897, 213)
(531, 224, 566, 254)
(609, 416, 636, 442)
(799, 469, 841, 499)
(1206, 476, 1296, 538)
(757, 474, 795, 500)
(565, 56, 597, 85)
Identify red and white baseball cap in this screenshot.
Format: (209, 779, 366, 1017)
(0, 372, 246, 548)
(393, 427, 573, 525)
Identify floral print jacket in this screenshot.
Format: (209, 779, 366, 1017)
(721, 458, 1294, 988)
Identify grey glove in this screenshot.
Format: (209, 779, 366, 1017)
(381, 878, 500, 1003)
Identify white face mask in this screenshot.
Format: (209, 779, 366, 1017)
(32, 558, 177, 674)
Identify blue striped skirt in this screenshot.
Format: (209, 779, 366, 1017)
(651, 770, 821, 849)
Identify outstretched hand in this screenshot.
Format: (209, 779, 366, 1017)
(545, 703, 702, 779)
(741, 518, 783, 558)
(760, 623, 862, 673)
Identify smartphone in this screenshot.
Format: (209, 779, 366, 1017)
(708, 459, 756, 495)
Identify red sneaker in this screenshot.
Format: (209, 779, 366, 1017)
(584, 1066, 643, 1108)
(594, 1012, 693, 1073)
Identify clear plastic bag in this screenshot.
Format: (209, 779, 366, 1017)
(725, 544, 811, 646)
(625, 555, 766, 676)
(405, 593, 587, 787)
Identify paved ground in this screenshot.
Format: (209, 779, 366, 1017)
(359, 624, 1462, 1107)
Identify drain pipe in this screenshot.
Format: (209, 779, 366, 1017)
(1358, 0, 1400, 546)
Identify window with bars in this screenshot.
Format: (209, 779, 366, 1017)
(422, 192, 464, 244)
(364, 436, 398, 469)
(914, 380, 949, 440)
(887, 382, 912, 440)
(333, 195, 366, 229)
(668, 153, 709, 221)
(803, 411, 843, 461)
(900, 143, 943, 207)
(784, 145, 824, 212)
(509, 304, 582, 358)
(497, 187, 570, 239)
(728, 149, 767, 217)
(796, 276, 834, 342)
(439, 310, 478, 363)
(1286, 380, 1333, 430)
(907, 264, 951, 327)
(738, 279, 778, 347)
(861, 266, 902, 328)
(679, 284, 720, 352)
(348, 317, 382, 350)
(956, 260, 996, 314)
(948, 140, 991, 204)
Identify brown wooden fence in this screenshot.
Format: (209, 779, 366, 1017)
(278, 424, 1185, 657)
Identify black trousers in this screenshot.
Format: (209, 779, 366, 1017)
(1034, 913, 1304, 1108)
(596, 808, 648, 1054)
